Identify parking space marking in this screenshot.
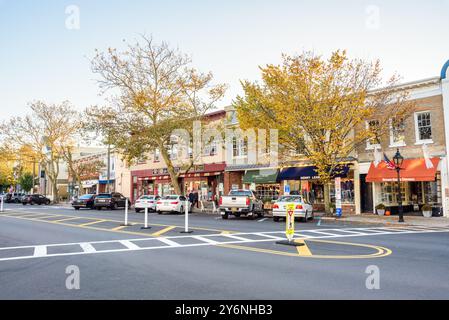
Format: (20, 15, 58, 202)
(111, 225, 128, 231)
(33, 246, 47, 257)
(79, 220, 107, 227)
(119, 240, 140, 250)
(53, 217, 84, 223)
(157, 238, 181, 247)
(151, 226, 176, 237)
(193, 235, 218, 245)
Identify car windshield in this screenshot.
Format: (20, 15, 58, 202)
(96, 194, 112, 198)
(163, 195, 179, 200)
(79, 195, 93, 200)
(229, 190, 252, 196)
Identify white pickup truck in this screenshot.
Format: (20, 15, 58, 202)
(219, 189, 264, 220)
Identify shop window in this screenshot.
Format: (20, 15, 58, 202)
(414, 111, 433, 143)
(389, 118, 406, 147)
(380, 182, 406, 205)
(366, 120, 381, 150)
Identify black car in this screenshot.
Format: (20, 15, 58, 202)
(72, 194, 96, 210)
(22, 194, 51, 205)
(94, 193, 130, 210)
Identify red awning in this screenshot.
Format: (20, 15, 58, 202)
(366, 158, 440, 182)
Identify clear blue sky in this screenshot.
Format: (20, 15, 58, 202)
(1, 0, 448, 120)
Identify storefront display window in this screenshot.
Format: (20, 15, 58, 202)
(329, 179, 355, 204)
(254, 184, 280, 201)
(380, 182, 406, 205)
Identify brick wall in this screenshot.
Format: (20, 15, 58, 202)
(224, 171, 244, 194)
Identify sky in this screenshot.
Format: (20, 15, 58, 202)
(1, 0, 449, 121)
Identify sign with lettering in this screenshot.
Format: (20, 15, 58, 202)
(286, 203, 295, 241)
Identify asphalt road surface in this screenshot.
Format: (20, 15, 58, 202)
(1, 203, 448, 299)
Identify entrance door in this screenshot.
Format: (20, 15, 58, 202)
(360, 174, 373, 213)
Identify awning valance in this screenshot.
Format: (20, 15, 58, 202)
(277, 165, 350, 181)
(243, 169, 279, 184)
(366, 158, 440, 182)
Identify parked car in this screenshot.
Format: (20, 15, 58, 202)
(135, 195, 161, 213)
(219, 189, 264, 220)
(272, 195, 314, 222)
(22, 194, 51, 205)
(72, 194, 97, 210)
(93, 193, 130, 210)
(8, 193, 25, 203)
(156, 195, 191, 214)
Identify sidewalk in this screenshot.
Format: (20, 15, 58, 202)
(319, 214, 449, 227)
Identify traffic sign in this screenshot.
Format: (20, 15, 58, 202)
(286, 203, 295, 242)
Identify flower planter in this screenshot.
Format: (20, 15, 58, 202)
(377, 209, 385, 216)
(422, 211, 432, 218)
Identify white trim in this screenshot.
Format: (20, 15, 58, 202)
(388, 119, 406, 148)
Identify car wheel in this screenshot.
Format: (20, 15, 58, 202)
(235, 213, 241, 218)
(135, 208, 141, 213)
(222, 212, 229, 220)
(309, 211, 314, 221)
(303, 211, 308, 223)
(273, 216, 280, 222)
(45, 200, 50, 205)
(112, 203, 118, 210)
(30, 201, 34, 205)
(179, 206, 184, 214)
(257, 211, 265, 218)
(248, 214, 256, 220)
(22, 203, 26, 206)
(74, 207, 80, 210)
(96, 207, 101, 210)
(157, 211, 162, 215)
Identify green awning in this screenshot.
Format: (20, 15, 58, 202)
(243, 169, 279, 184)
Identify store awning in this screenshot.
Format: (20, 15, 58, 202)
(277, 165, 350, 181)
(366, 158, 440, 182)
(243, 169, 279, 184)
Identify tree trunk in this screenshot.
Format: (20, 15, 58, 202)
(324, 183, 331, 214)
(160, 145, 182, 195)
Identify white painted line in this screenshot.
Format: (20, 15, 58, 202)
(331, 229, 368, 235)
(33, 246, 47, 257)
(156, 237, 181, 247)
(302, 230, 342, 237)
(80, 243, 96, 253)
(221, 234, 252, 241)
(119, 240, 140, 250)
(257, 218, 268, 222)
(253, 233, 285, 240)
(193, 236, 218, 245)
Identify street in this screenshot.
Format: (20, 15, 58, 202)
(1, 203, 448, 299)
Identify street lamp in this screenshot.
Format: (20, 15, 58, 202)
(392, 148, 405, 223)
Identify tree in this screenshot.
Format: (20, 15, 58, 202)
(18, 173, 33, 193)
(69, 159, 106, 192)
(0, 101, 82, 203)
(87, 35, 227, 194)
(233, 50, 414, 212)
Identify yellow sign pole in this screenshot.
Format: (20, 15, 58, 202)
(276, 203, 304, 247)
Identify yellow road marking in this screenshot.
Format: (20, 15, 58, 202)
(111, 225, 129, 231)
(219, 239, 392, 259)
(221, 230, 237, 235)
(151, 226, 176, 237)
(295, 239, 313, 256)
(79, 220, 107, 227)
(53, 217, 83, 223)
(29, 215, 61, 220)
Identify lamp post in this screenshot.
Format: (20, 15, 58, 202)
(392, 148, 405, 223)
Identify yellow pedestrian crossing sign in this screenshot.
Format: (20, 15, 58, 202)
(286, 203, 295, 242)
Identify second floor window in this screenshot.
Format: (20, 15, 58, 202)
(204, 140, 218, 156)
(366, 120, 380, 149)
(153, 149, 160, 162)
(233, 137, 247, 157)
(415, 112, 433, 143)
(390, 118, 405, 147)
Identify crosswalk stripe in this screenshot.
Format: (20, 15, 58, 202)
(119, 240, 140, 250)
(156, 238, 181, 247)
(33, 246, 47, 257)
(193, 236, 218, 245)
(0, 226, 448, 262)
(80, 243, 97, 253)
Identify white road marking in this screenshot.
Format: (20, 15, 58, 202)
(119, 240, 140, 250)
(33, 246, 47, 257)
(80, 243, 96, 253)
(156, 237, 181, 247)
(257, 218, 268, 222)
(0, 226, 448, 262)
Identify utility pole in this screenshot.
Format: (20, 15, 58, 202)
(107, 144, 111, 193)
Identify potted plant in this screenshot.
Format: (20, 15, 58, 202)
(329, 203, 336, 214)
(375, 203, 386, 216)
(422, 204, 432, 218)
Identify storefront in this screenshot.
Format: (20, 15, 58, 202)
(277, 164, 355, 213)
(81, 180, 98, 195)
(241, 169, 280, 201)
(366, 157, 442, 214)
